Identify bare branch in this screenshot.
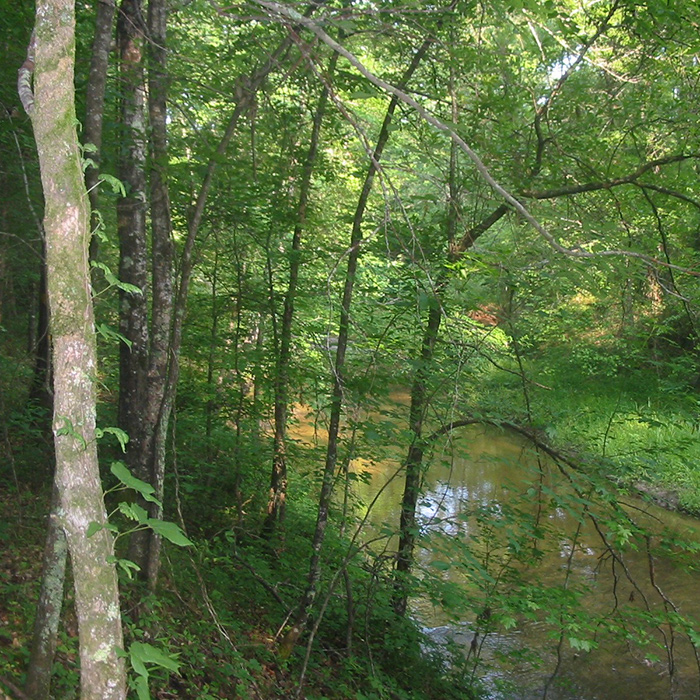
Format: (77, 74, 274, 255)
(521, 153, 700, 200)
(250, 1, 700, 276)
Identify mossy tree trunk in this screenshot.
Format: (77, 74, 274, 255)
(28, 1, 127, 696)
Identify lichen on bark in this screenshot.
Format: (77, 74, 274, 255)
(28, 1, 127, 698)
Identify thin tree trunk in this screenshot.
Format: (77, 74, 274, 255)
(392, 299, 443, 616)
(26, 3, 127, 694)
(84, 0, 116, 264)
(392, 72, 509, 612)
(131, 0, 328, 587)
(205, 244, 219, 454)
(25, 483, 67, 700)
(116, 0, 152, 574)
(393, 69, 461, 615)
(281, 36, 436, 653)
(143, 0, 175, 590)
(264, 53, 337, 533)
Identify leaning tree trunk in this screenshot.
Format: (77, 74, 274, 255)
(280, 35, 436, 655)
(392, 76, 509, 613)
(392, 73, 460, 615)
(264, 52, 337, 533)
(25, 1, 127, 696)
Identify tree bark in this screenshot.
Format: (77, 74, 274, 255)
(392, 73, 511, 614)
(123, 0, 328, 586)
(142, 0, 175, 590)
(84, 0, 116, 264)
(28, 1, 126, 695)
(25, 483, 67, 700)
(116, 0, 152, 574)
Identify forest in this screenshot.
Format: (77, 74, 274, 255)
(2, 0, 700, 698)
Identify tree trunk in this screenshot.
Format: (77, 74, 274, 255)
(84, 0, 116, 265)
(264, 54, 337, 533)
(393, 299, 442, 616)
(116, 0, 152, 575)
(25, 483, 67, 700)
(282, 36, 435, 652)
(142, 0, 175, 590)
(392, 73, 509, 612)
(28, 2, 127, 695)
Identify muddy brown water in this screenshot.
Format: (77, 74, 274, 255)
(350, 424, 700, 699)
(290, 401, 700, 698)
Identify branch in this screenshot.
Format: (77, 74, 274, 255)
(0, 676, 29, 700)
(451, 204, 509, 256)
(636, 182, 700, 212)
(530, 0, 621, 176)
(17, 30, 35, 116)
(250, 1, 700, 276)
(423, 416, 581, 471)
(520, 153, 699, 200)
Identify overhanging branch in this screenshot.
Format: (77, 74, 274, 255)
(250, 0, 699, 277)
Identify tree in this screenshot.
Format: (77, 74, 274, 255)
(21, 1, 126, 696)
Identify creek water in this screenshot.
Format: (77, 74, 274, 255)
(348, 422, 700, 699)
(290, 399, 700, 698)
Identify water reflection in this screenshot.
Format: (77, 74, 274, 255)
(352, 424, 700, 700)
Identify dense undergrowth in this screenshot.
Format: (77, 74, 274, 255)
(2, 324, 700, 698)
(0, 458, 473, 700)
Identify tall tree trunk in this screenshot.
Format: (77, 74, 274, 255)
(116, 0, 151, 574)
(124, 0, 328, 587)
(393, 70, 461, 615)
(392, 72, 509, 612)
(263, 54, 337, 533)
(281, 36, 435, 653)
(25, 483, 67, 700)
(142, 0, 175, 589)
(84, 0, 116, 264)
(26, 2, 127, 695)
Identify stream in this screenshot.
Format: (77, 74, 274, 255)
(348, 423, 700, 699)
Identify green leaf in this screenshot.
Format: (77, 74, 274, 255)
(569, 637, 595, 652)
(134, 675, 150, 700)
(110, 462, 161, 505)
(130, 650, 148, 678)
(96, 323, 133, 349)
(91, 262, 143, 296)
(98, 172, 126, 197)
(86, 522, 103, 538)
(349, 90, 379, 100)
(429, 560, 451, 571)
(95, 426, 130, 452)
(107, 555, 141, 579)
(146, 519, 194, 547)
(55, 417, 87, 449)
(130, 641, 181, 674)
(117, 502, 149, 523)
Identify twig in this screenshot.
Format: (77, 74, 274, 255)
(17, 30, 35, 116)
